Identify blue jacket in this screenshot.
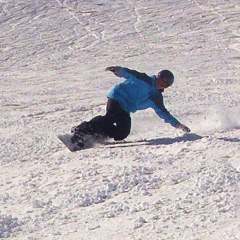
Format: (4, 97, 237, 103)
(108, 67, 180, 127)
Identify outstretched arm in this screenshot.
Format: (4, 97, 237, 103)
(106, 66, 152, 85)
(151, 94, 191, 133)
(155, 109, 191, 133)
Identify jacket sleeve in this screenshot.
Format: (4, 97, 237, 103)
(150, 93, 180, 127)
(117, 67, 152, 85)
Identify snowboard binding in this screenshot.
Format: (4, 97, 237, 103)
(58, 121, 108, 152)
(70, 121, 96, 148)
(70, 120, 108, 149)
(70, 134, 85, 148)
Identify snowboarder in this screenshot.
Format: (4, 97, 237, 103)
(71, 66, 190, 146)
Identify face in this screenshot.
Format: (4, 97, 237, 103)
(156, 75, 170, 89)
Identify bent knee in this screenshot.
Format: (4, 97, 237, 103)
(114, 128, 130, 141)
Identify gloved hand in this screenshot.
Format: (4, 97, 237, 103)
(106, 66, 121, 75)
(176, 123, 191, 133)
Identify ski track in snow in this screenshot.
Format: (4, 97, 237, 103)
(0, 0, 240, 239)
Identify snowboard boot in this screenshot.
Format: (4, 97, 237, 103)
(71, 135, 84, 148)
(70, 121, 94, 147)
(71, 120, 108, 147)
(71, 121, 94, 136)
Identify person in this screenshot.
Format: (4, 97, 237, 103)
(71, 66, 190, 146)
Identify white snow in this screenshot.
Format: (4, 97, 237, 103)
(0, 0, 240, 239)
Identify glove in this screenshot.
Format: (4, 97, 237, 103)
(106, 66, 121, 75)
(176, 123, 191, 133)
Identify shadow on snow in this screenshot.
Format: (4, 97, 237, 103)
(106, 133, 205, 148)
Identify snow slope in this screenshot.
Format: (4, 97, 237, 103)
(0, 0, 240, 239)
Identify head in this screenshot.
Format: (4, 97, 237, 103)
(156, 70, 174, 89)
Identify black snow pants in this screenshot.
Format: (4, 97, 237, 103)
(79, 98, 131, 141)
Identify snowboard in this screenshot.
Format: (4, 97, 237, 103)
(57, 133, 106, 152)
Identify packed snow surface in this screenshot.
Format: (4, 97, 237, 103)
(0, 0, 240, 239)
